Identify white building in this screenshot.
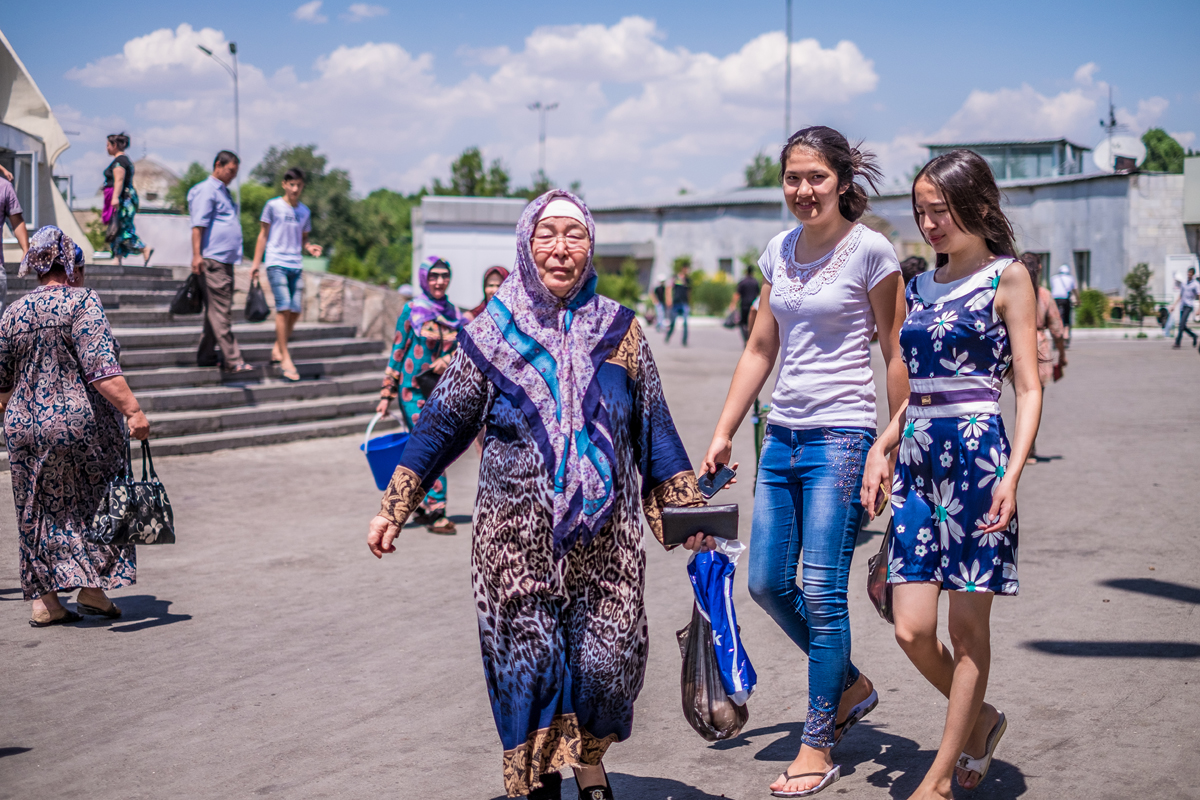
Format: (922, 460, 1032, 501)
(411, 196, 527, 308)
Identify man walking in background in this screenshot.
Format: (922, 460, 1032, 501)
(665, 262, 691, 346)
(1050, 263, 1079, 343)
(189, 151, 251, 374)
(735, 264, 760, 343)
(1172, 267, 1200, 350)
(0, 166, 29, 317)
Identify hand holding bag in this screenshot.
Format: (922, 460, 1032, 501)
(866, 519, 894, 624)
(170, 273, 204, 315)
(245, 276, 271, 323)
(89, 438, 176, 546)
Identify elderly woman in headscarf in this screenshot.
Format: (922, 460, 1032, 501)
(367, 191, 712, 800)
(465, 265, 511, 321)
(376, 256, 463, 534)
(1, 227, 150, 627)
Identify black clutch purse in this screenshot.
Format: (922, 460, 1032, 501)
(661, 504, 738, 546)
(89, 438, 176, 546)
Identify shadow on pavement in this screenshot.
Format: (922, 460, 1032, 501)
(0, 586, 21, 600)
(93, 595, 192, 633)
(1102, 578, 1200, 605)
(1024, 640, 1200, 658)
(0, 747, 32, 759)
(486, 773, 731, 800)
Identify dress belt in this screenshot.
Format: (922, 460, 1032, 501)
(909, 387, 1000, 408)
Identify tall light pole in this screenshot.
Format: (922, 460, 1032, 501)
(784, 0, 792, 142)
(198, 42, 240, 207)
(527, 101, 558, 180)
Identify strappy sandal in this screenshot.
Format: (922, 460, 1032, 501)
(956, 711, 1007, 790)
(427, 515, 457, 535)
(29, 609, 82, 628)
(834, 689, 879, 744)
(223, 363, 254, 375)
(771, 765, 841, 797)
(76, 600, 122, 619)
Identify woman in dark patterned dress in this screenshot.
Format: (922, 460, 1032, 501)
(861, 151, 1041, 800)
(367, 191, 712, 800)
(1, 227, 151, 627)
(103, 133, 153, 266)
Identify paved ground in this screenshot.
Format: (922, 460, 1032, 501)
(2, 327, 1199, 800)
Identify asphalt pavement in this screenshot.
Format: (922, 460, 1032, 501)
(1, 326, 1198, 800)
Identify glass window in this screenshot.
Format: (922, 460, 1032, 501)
(718, 258, 733, 275)
(1074, 251, 1091, 289)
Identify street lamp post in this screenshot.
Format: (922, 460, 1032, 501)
(527, 101, 558, 179)
(198, 42, 240, 208)
(784, 0, 792, 142)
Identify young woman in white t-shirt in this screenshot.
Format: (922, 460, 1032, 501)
(703, 126, 907, 797)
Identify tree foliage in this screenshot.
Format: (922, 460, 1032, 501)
(1141, 129, 1186, 173)
(249, 144, 358, 251)
(1123, 262, 1155, 324)
(166, 161, 210, 212)
(431, 147, 511, 197)
(744, 151, 780, 188)
(595, 258, 642, 308)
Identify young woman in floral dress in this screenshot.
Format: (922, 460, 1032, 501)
(861, 149, 1042, 800)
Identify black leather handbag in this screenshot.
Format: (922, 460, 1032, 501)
(245, 277, 271, 323)
(866, 519, 894, 624)
(89, 439, 176, 546)
(169, 273, 203, 315)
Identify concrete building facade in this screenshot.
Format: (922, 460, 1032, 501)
(411, 196, 527, 308)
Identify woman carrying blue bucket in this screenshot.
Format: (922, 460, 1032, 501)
(375, 256, 461, 534)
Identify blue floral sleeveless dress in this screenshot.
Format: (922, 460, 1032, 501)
(889, 258, 1018, 595)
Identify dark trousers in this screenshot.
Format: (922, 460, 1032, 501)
(1055, 298, 1072, 328)
(197, 258, 243, 367)
(1176, 304, 1197, 347)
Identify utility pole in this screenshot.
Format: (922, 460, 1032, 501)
(527, 101, 558, 179)
(198, 42, 241, 208)
(784, 0, 792, 142)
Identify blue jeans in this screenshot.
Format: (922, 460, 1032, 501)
(748, 424, 873, 748)
(666, 303, 689, 345)
(266, 265, 304, 314)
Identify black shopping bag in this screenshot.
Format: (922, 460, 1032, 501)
(245, 277, 271, 322)
(169, 273, 203, 315)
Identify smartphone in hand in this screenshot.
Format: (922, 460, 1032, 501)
(698, 465, 737, 499)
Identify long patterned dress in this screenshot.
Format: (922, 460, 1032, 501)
(378, 318, 703, 797)
(0, 286, 135, 600)
(379, 302, 459, 517)
(889, 259, 1019, 595)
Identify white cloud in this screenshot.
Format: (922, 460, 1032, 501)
(293, 1, 327, 24)
(343, 4, 388, 22)
(1170, 130, 1196, 149)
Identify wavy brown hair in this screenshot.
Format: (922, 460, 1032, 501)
(779, 125, 882, 222)
(912, 149, 1015, 268)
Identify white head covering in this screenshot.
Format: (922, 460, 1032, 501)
(1057, 264, 1071, 274)
(537, 198, 587, 227)
(397, 283, 414, 299)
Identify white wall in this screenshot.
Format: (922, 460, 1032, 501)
(420, 224, 517, 308)
(131, 213, 200, 267)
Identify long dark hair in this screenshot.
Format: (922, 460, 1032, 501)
(912, 149, 1015, 268)
(779, 126, 882, 222)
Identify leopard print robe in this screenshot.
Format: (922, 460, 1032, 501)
(379, 319, 702, 797)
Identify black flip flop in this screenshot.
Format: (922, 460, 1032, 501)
(29, 609, 82, 628)
(77, 601, 122, 619)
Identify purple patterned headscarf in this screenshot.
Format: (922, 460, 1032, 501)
(459, 190, 635, 559)
(20, 226, 81, 280)
(408, 255, 463, 330)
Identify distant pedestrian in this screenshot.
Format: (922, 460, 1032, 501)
(735, 264, 761, 343)
(464, 265, 509, 321)
(1050, 263, 1078, 341)
(899, 255, 928, 285)
(1021, 252, 1066, 462)
(397, 284, 414, 302)
(0, 170, 29, 316)
(188, 151, 251, 374)
(702, 127, 905, 798)
(375, 256, 461, 535)
(1171, 267, 1199, 350)
(862, 149, 1042, 798)
(652, 278, 667, 331)
(368, 191, 710, 800)
(102, 133, 153, 267)
(2, 227, 150, 627)
(250, 168, 323, 382)
(665, 262, 691, 345)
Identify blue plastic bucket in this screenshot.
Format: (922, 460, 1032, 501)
(361, 413, 410, 491)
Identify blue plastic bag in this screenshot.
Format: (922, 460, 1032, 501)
(687, 538, 757, 705)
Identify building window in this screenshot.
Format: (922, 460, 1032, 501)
(1073, 251, 1091, 289)
(718, 258, 733, 275)
(1030, 252, 1052, 286)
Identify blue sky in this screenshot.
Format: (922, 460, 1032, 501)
(5, 0, 1198, 204)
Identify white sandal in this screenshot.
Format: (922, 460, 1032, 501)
(957, 712, 1007, 788)
(771, 765, 841, 797)
(835, 688, 879, 744)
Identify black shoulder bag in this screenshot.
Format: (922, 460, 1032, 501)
(89, 438, 176, 546)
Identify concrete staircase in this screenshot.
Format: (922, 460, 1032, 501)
(2, 263, 395, 468)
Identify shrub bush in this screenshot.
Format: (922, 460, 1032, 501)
(691, 270, 734, 316)
(596, 258, 642, 308)
(1076, 288, 1110, 327)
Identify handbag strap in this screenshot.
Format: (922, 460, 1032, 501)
(139, 439, 161, 483)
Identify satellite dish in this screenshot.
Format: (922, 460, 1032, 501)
(1093, 135, 1147, 173)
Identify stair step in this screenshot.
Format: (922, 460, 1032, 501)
(135, 371, 382, 413)
(141, 413, 399, 457)
(9, 276, 185, 291)
(148, 393, 383, 437)
(119, 338, 384, 369)
(106, 306, 252, 327)
(122, 353, 388, 391)
(4, 264, 176, 278)
(112, 323, 360, 350)
(8, 289, 180, 309)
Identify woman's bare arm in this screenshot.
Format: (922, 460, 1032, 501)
(93, 375, 150, 439)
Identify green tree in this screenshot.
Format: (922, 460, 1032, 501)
(1123, 262, 1155, 325)
(1141, 129, 1186, 173)
(595, 258, 642, 308)
(336, 188, 417, 286)
(1076, 288, 1110, 327)
(166, 161, 210, 212)
(431, 147, 511, 197)
(249, 144, 357, 252)
(744, 151, 780, 187)
(238, 181, 275, 256)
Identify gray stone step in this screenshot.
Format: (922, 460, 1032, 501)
(7, 288, 179, 309)
(142, 413, 399, 457)
(8, 275, 184, 292)
(119, 337, 384, 369)
(112, 323, 360, 350)
(122, 353, 388, 391)
(107, 305, 251, 327)
(147, 393, 382, 438)
(4, 263, 175, 278)
(135, 371, 382, 413)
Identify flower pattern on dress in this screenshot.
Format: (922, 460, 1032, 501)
(975, 447, 1007, 491)
(930, 479, 965, 548)
(958, 414, 990, 439)
(928, 311, 958, 339)
(899, 417, 932, 466)
(948, 559, 993, 592)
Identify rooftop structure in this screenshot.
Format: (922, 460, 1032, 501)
(924, 138, 1092, 181)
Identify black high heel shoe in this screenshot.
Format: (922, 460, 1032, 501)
(527, 771, 562, 800)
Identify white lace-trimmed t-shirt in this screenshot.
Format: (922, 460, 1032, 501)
(759, 223, 900, 430)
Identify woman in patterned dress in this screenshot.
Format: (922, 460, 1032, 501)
(103, 133, 153, 266)
(375, 256, 462, 534)
(861, 150, 1041, 800)
(367, 191, 711, 800)
(0, 227, 151, 627)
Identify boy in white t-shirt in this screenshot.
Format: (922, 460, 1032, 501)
(250, 168, 323, 381)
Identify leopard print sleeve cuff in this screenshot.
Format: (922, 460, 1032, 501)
(642, 470, 706, 548)
(379, 466, 427, 525)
